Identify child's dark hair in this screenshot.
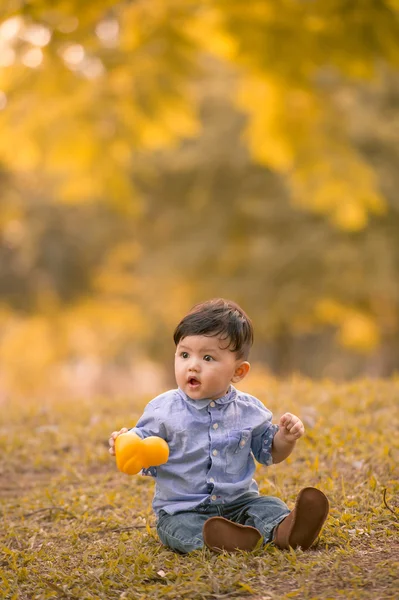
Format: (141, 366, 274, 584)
(173, 298, 253, 360)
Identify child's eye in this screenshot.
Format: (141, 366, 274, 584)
(180, 352, 189, 359)
(203, 355, 214, 362)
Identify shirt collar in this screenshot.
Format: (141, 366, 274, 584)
(177, 385, 237, 410)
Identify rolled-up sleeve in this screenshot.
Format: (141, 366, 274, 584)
(129, 401, 166, 440)
(251, 414, 279, 466)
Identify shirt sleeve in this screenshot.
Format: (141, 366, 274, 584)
(129, 400, 166, 440)
(250, 406, 279, 466)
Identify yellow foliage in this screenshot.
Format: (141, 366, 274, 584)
(338, 313, 380, 352)
(47, 128, 98, 170)
(58, 175, 104, 204)
(109, 140, 132, 167)
(140, 102, 200, 150)
(315, 298, 380, 352)
(0, 315, 58, 393)
(235, 71, 387, 231)
(0, 0, 395, 228)
(315, 299, 346, 325)
(0, 294, 151, 395)
(235, 73, 386, 231)
(292, 156, 386, 231)
(188, 5, 237, 60)
(0, 0, 397, 395)
(94, 241, 143, 296)
(237, 75, 297, 170)
(0, 135, 41, 170)
(63, 298, 150, 358)
(0, 0, 202, 211)
(332, 202, 368, 232)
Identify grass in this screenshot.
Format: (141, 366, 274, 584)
(1, 377, 398, 599)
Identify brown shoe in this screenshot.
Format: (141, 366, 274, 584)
(203, 516, 262, 553)
(273, 487, 329, 550)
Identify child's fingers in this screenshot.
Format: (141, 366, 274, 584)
(109, 432, 118, 448)
(108, 427, 129, 455)
(286, 417, 299, 431)
(290, 422, 304, 436)
(279, 412, 293, 427)
(118, 427, 129, 436)
(279, 413, 305, 439)
(108, 436, 116, 456)
(110, 427, 128, 441)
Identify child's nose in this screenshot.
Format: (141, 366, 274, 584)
(188, 358, 200, 371)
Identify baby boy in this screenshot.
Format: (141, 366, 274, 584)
(109, 298, 329, 553)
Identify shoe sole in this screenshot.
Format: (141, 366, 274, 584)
(289, 487, 329, 550)
(203, 516, 262, 552)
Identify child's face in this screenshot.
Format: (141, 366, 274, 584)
(175, 335, 249, 401)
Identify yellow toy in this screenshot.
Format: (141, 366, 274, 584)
(115, 431, 169, 475)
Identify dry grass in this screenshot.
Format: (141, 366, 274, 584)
(1, 377, 398, 599)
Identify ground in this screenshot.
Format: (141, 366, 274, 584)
(1, 377, 398, 599)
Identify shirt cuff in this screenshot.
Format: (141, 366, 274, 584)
(141, 466, 157, 478)
(260, 424, 279, 465)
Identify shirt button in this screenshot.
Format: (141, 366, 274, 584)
(210, 401, 216, 408)
(212, 423, 219, 430)
(209, 477, 215, 483)
(212, 449, 218, 456)
(211, 495, 217, 501)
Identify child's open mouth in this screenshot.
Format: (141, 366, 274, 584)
(188, 377, 200, 388)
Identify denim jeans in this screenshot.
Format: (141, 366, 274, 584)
(156, 492, 290, 554)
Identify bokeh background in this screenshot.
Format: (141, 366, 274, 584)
(1, 0, 399, 399)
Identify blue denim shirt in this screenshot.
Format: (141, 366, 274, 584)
(130, 385, 279, 515)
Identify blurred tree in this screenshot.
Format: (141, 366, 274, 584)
(129, 63, 399, 377)
(1, 0, 398, 221)
(0, 1, 399, 393)
(212, 0, 399, 229)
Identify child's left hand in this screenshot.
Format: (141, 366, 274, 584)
(278, 412, 305, 443)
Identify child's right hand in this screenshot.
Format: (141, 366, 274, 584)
(108, 427, 129, 455)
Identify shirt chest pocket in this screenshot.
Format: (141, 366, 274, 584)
(225, 428, 252, 475)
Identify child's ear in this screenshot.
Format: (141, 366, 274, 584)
(231, 361, 250, 383)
